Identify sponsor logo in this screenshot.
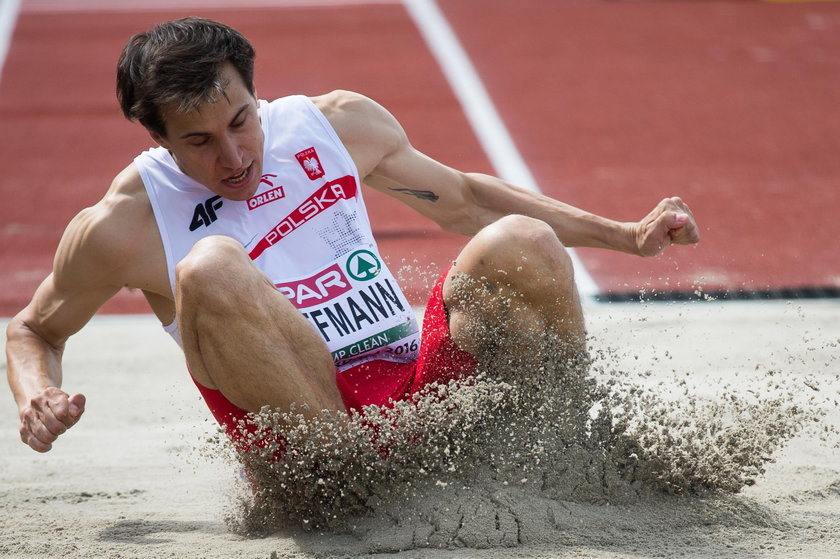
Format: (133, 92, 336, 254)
(260, 173, 278, 187)
(295, 147, 325, 180)
(248, 175, 357, 260)
(275, 263, 351, 309)
(189, 195, 223, 231)
(301, 277, 406, 343)
(332, 323, 418, 365)
(247, 185, 285, 210)
(345, 249, 381, 281)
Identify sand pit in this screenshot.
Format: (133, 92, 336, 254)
(2, 299, 838, 558)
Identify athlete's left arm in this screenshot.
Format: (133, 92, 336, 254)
(324, 91, 699, 257)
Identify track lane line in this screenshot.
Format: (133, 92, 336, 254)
(6, 0, 599, 298)
(0, 0, 21, 84)
(402, 0, 599, 299)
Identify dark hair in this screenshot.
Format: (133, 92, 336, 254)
(116, 17, 256, 137)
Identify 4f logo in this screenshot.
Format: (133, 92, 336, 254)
(189, 195, 223, 231)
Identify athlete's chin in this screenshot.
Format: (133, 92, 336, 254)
(221, 184, 259, 201)
(219, 163, 261, 200)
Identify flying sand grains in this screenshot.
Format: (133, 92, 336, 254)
(211, 275, 837, 548)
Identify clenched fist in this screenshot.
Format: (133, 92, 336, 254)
(633, 197, 700, 257)
(19, 387, 86, 452)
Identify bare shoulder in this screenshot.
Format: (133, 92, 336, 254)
(311, 90, 387, 124)
(55, 164, 161, 290)
(16, 164, 167, 344)
(62, 165, 150, 255)
(311, 91, 405, 177)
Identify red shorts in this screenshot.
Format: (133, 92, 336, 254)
(191, 267, 477, 445)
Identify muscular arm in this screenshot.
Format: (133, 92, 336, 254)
(318, 90, 699, 256)
(6, 271, 119, 451)
(6, 167, 160, 452)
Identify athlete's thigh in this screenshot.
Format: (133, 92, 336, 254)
(176, 236, 341, 414)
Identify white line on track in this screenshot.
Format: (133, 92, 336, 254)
(8, 0, 599, 297)
(21, 0, 398, 13)
(0, 0, 21, 84)
(402, 0, 599, 298)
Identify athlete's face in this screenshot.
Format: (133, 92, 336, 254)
(150, 63, 264, 201)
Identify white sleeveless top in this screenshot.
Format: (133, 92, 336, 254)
(135, 95, 420, 371)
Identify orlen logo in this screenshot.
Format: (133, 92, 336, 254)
(247, 185, 285, 210)
(295, 147, 325, 180)
(248, 175, 357, 260)
(275, 263, 351, 309)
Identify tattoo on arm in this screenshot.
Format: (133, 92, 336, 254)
(389, 187, 439, 202)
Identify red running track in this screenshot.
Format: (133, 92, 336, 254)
(1, 0, 839, 316)
(440, 0, 840, 297)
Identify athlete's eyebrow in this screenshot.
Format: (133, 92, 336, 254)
(178, 104, 251, 140)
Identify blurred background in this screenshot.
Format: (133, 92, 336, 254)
(1, 0, 838, 314)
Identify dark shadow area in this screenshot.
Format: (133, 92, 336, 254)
(99, 519, 220, 545)
(596, 286, 840, 303)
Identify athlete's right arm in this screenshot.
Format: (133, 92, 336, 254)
(6, 174, 143, 452)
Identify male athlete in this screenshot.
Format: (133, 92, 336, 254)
(6, 18, 699, 453)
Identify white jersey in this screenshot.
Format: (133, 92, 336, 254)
(135, 95, 420, 371)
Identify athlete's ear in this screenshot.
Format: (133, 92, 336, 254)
(149, 129, 171, 150)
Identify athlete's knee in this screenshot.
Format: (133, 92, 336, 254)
(177, 235, 245, 278)
(175, 236, 252, 298)
(480, 215, 573, 273)
(482, 215, 554, 250)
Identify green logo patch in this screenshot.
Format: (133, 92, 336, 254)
(346, 249, 381, 281)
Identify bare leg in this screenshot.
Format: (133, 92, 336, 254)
(443, 215, 586, 363)
(175, 236, 345, 419)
